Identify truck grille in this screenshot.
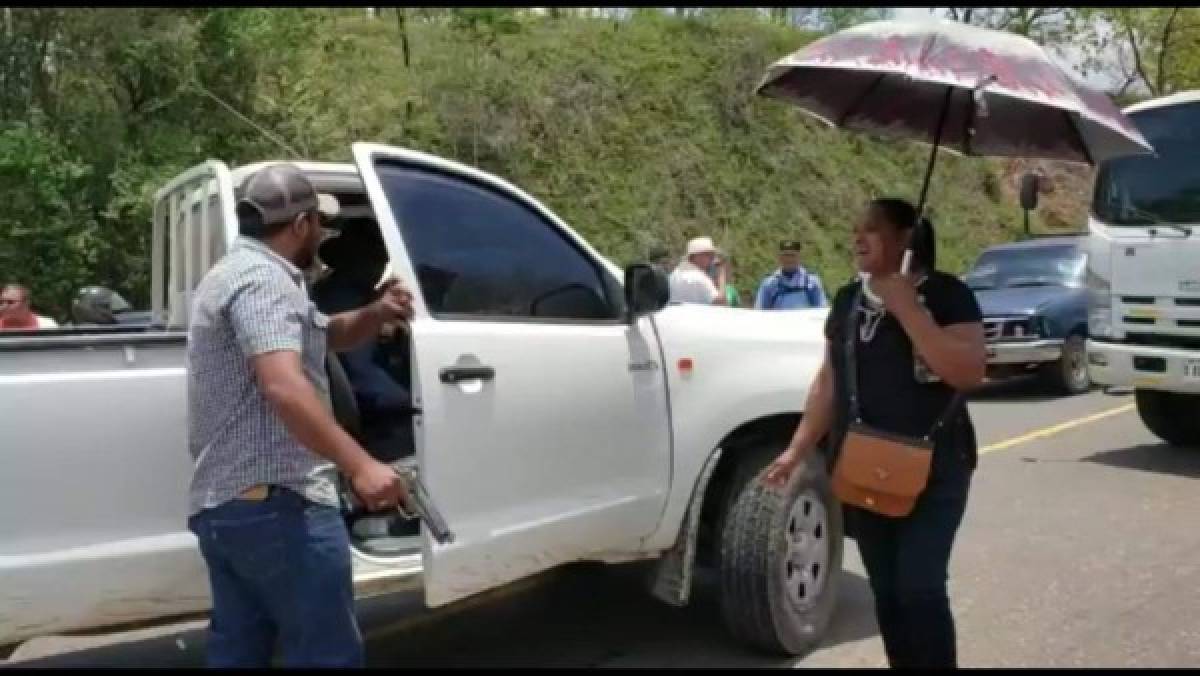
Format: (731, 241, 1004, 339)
(1117, 295, 1200, 338)
(984, 321, 1001, 341)
(983, 317, 1035, 342)
(1125, 333, 1200, 350)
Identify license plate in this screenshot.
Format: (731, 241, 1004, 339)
(1186, 360, 1200, 380)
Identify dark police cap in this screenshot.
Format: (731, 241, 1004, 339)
(779, 240, 802, 253)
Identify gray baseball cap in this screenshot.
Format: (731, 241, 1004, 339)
(236, 163, 340, 233)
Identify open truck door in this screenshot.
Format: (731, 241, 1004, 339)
(351, 143, 671, 607)
(152, 160, 239, 329)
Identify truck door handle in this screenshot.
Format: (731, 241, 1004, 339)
(439, 366, 495, 385)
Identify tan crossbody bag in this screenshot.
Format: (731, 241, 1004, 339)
(831, 290, 963, 518)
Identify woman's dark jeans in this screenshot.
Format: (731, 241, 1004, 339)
(851, 459, 972, 669)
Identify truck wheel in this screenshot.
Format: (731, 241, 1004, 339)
(1046, 334, 1091, 395)
(1136, 389, 1200, 448)
(718, 443, 843, 656)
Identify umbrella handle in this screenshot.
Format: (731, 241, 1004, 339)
(860, 249, 913, 305)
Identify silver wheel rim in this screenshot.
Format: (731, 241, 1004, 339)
(1067, 339, 1088, 389)
(781, 489, 829, 611)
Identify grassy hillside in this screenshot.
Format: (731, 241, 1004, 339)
(2, 9, 1094, 316)
(288, 10, 1088, 293)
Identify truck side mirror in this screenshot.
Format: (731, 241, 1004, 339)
(1019, 172, 1040, 212)
(624, 263, 669, 323)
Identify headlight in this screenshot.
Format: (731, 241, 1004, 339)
(1086, 268, 1114, 339)
(1089, 306, 1114, 339)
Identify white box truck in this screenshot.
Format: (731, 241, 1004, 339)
(1085, 91, 1200, 448)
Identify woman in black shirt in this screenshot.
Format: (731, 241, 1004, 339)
(764, 198, 986, 668)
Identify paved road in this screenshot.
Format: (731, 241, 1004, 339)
(8, 379, 1200, 668)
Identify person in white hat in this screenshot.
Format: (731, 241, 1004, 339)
(669, 236, 729, 305)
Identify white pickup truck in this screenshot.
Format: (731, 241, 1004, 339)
(0, 144, 840, 659)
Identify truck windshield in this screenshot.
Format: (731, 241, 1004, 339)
(965, 245, 1086, 291)
(1093, 100, 1200, 226)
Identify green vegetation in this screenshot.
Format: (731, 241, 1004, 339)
(0, 9, 1110, 318)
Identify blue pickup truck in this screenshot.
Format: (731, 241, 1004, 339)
(963, 236, 1091, 394)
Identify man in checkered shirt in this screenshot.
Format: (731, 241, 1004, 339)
(187, 163, 412, 667)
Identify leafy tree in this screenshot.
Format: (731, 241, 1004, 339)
(0, 8, 1100, 319)
(1075, 8, 1200, 98)
(941, 7, 1084, 45)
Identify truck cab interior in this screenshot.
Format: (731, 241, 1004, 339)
(293, 170, 423, 558)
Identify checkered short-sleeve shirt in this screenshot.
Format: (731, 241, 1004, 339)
(186, 237, 338, 515)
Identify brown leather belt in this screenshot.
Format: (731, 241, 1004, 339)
(237, 484, 271, 501)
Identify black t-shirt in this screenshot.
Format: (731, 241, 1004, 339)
(824, 271, 984, 475)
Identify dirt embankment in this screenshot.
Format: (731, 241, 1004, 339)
(1000, 159, 1095, 232)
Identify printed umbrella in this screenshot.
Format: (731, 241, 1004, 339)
(756, 18, 1154, 252)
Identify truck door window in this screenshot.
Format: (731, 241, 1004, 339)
(374, 163, 618, 322)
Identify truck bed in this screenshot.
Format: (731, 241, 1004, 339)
(0, 329, 425, 649)
(0, 330, 207, 644)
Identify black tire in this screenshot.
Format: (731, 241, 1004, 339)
(717, 441, 844, 656)
(1045, 334, 1091, 395)
(1136, 389, 1200, 448)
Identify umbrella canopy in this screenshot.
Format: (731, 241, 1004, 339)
(756, 18, 1154, 166)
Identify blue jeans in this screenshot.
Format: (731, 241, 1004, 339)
(188, 488, 363, 668)
(851, 459, 972, 669)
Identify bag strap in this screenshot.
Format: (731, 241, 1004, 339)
(843, 286, 964, 441)
(843, 287, 863, 423)
(925, 392, 965, 441)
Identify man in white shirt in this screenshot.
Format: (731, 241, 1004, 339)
(669, 237, 729, 305)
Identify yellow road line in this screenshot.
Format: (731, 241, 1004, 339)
(979, 403, 1136, 455)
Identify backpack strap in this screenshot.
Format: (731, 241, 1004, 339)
(805, 277, 821, 307)
(768, 270, 810, 309)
